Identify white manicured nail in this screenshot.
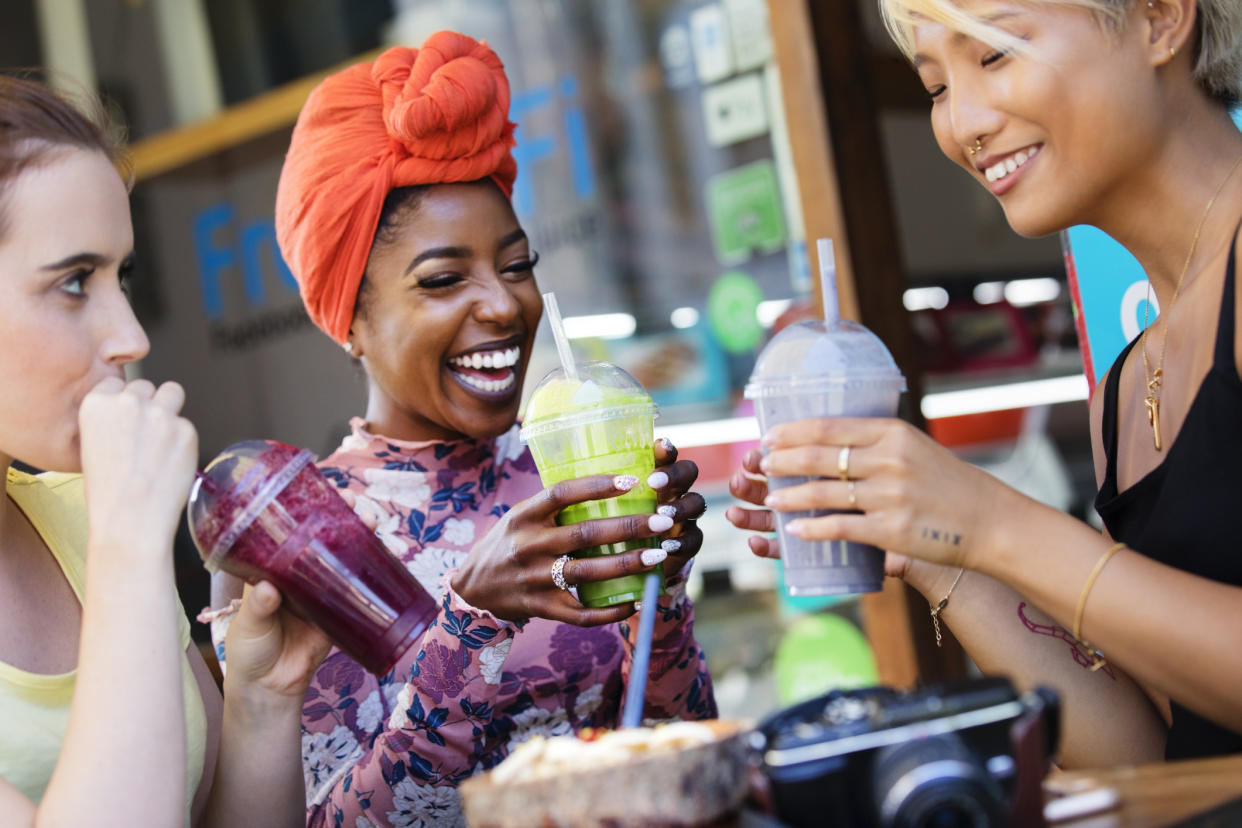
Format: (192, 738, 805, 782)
(647, 471, 670, 489)
(649, 514, 674, 532)
(614, 475, 639, 491)
(658, 504, 677, 518)
(641, 548, 667, 567)
(661, 538, 682, 553)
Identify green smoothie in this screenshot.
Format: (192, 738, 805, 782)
(521, 364, 664, 607)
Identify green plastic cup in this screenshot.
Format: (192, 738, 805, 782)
(521, 361, 664, 607)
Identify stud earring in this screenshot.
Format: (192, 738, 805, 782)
(1170, 46, 1176, 58)
(343, 341, 355, 355)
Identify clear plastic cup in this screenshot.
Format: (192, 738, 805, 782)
(745, 319, 906, 596)
(520, 361, 664, 607)
(187, 440, 438, 675)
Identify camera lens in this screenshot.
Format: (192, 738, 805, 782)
(872, 734, 1005, 828)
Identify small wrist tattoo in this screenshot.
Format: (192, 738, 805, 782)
(921, 526, 963, 546)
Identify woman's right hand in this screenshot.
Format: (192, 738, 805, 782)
(726, 447, 924, 584)
(451, 474, 672, 626)
(78, 377, 197, 551)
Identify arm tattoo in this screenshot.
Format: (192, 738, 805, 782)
(920, 526, 963, 545)
(1017, 602, 1116, 680)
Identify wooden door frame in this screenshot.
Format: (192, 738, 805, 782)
(768, 0, 967, 688)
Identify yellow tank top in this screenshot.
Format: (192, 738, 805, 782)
(0, 469, 206, 820)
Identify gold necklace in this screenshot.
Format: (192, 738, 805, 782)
(1141, 152, 1242, 451)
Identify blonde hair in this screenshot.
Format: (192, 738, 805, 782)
(879, 0, 1242, 106)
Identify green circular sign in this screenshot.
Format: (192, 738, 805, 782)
(774, 613, 878, 705)
(706, 270, 764, 354)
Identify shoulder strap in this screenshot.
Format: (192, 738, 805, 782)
(1212, 219, 1242, 369)
(1101, 336, 1140, 479)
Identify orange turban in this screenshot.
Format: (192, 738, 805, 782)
(275, 32, 518, 344)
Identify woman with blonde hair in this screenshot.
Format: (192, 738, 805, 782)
(729, 0, 1242, 766)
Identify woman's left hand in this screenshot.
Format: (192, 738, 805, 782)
(759, 417, 1013, 571)
(222, 582, 333, 703)
(649, 438, 706, 574)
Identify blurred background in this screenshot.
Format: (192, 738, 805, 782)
(7, 0, 1095, 720)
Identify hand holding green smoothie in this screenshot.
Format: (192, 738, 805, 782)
(521, 361, 664, 607)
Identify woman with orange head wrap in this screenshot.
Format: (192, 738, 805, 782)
(213, 32, 716, 825)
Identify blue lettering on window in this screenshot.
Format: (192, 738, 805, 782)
(193, 203, 298, 318)
(509, 75, 596, 217)
(193, 203, 237, 319)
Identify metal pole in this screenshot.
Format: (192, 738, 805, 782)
(33, 0, 97, 92)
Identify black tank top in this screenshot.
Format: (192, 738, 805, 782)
(1095, 230, 1242, 759)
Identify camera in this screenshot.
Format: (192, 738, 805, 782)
(754, 677, 1059, 828)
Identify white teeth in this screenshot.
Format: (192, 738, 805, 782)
(456, 371, 517, 393)
(449, 346, 522, 370)
(984, 145, 1039, 183)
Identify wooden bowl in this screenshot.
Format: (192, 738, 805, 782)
(460, 720, 754, 827)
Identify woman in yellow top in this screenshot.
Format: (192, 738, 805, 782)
(0, 74, 330, 825)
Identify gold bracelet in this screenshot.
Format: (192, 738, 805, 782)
(1072, 541, 1126, 671)
(929, 568, 965, 647)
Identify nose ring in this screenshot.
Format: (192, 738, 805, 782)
(968, 138, 983, 157)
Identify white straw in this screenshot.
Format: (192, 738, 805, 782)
(817, 238, 840, 325)
(542, 292, 578, 381)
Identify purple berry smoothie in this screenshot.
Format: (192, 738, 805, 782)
(189, 441, 437, 675)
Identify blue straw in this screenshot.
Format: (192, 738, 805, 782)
(621, 572, 661, 728)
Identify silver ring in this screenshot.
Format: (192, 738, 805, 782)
(837, 445, 852, 481)
(847, 480, 858, 509)
(551, 554, 571, 590)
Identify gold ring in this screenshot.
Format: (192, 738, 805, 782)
(848, 480, 858, 509)
(837, 445, 852, 481)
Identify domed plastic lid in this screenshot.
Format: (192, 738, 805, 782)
(520, 360, 657, 441)
(186, 440, 315, 573)
(744, 319, 906, 399)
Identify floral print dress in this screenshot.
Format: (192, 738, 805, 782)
(298, 419, 716, 827)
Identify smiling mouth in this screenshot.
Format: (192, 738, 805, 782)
(447, 345, 521, 394)
(983, 144, 1041, 184)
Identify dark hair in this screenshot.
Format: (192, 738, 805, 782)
(355, 184, 431, 319)
(0, 71, 127, 240)
(354, 178, 510, 320)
